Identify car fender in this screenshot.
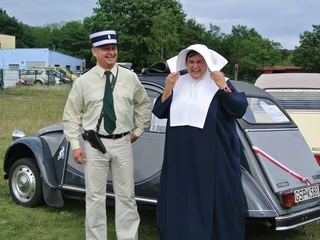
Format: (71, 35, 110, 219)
(4, 136, 64, 207)
(242, 167, 277, 218)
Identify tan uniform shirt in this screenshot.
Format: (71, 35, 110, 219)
(63, 64, 151, 150)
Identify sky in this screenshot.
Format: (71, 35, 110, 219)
(1, 0, 319, 50)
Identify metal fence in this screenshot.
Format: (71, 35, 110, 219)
(0, 69, 3, 91)
(1, 69, 19, 89)
(0, 68, 75, 88)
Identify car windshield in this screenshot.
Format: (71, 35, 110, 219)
(265, 89, 320, 109)
(242, 97, 290, 124)
(53, 70, 66, 76)
(60, 67, 74, 74)
(26, 70, 43, 75)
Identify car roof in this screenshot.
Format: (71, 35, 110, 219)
(255, 73, 320, 89)
(231, 81, 271, 98)
(24, 68, 48, 70)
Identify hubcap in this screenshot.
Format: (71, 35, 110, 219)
(11, 165, 36, 203)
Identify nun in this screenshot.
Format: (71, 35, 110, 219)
(152, 44, 248, 240)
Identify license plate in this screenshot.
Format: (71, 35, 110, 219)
(294, 185, 320, 203)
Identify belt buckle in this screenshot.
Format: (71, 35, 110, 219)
(112, 134, 117, 140)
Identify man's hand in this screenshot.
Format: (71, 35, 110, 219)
(131, 134, 138, 143)
(73, 148, 86, 164)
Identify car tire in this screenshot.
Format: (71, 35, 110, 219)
(34, 80, 43, 85)
(9, 158, 44, 207)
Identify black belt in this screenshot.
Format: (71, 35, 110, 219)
(98, 131, 130, 139)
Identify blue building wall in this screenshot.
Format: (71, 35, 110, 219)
(50, 51, 83, 71)
(0, 48, 83, 71)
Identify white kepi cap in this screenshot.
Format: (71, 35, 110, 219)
(167, 44, 228, 72)
(90, 30, 118, 47)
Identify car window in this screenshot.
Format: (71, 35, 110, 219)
(54, 70, 64, 76)
(57, 69, 67, 74)
(64, 68, 74, 74)
(27, 70, 43, 75)
(146, 88, 161, 104)
(243, 97, 290, 124)
(145, 88, 167, 133)
(265, 89, 320, 109)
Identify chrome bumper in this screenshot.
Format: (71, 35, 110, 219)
(275, 205, 320, 230)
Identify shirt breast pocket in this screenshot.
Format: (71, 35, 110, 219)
(114, 82, 134, 106)
(84, 88, 104, 108)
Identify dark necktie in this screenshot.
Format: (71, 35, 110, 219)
(103, 71, 116, 134)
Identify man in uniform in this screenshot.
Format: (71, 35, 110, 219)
(63, 30, 151, 240)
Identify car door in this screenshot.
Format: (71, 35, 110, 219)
(45, 70, 56, 85)
(23, 70, 38, 83)
(105, 82, 165, 200)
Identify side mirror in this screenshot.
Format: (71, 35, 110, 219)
(12, 129, 26, 141)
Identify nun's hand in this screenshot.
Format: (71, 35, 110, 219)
(165, 72, 180, 91)
(162, 72, 180, 102)
(210, 71, 226, 89)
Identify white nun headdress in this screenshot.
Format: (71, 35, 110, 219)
(166, 44, 228, 72)
(168, 44, 229, 129)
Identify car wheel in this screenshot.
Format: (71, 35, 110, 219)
(34, 80, 43, 85)
(9, 158, 44, 207)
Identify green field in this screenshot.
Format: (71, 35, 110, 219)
(0, 85, 320, 239)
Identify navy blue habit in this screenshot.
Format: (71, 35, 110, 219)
(152, 80, 248, 240)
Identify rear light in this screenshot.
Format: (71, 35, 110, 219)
(315, 155, 320, 166)
(280, 190, 295, 208)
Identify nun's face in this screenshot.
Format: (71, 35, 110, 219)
(186, 54, 207, 79)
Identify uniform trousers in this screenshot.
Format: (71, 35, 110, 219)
(84, 134, 140, 240)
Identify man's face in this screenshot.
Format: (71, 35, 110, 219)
(92, 44, 118, 69)
(186, 53, 208, 79)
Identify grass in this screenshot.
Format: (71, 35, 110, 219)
(1, 84, 320, 239)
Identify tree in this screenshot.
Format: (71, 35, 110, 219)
(240, 37, 282, 70)
(293, 25, 320, 72)
(182, 19, 208, 46)
(221, 25, 282, 77)
(0, 9, 20, 36)
(145, 6, 180, 64)
(28, 25, 53, 48)
(58, 21, 91, 58)
(205, 24, 224, 53)
(222, 25, 261, 66)
(279, 49, 294, 66)
(89, 0, 186, 70)
(0, 8, 35, 48)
